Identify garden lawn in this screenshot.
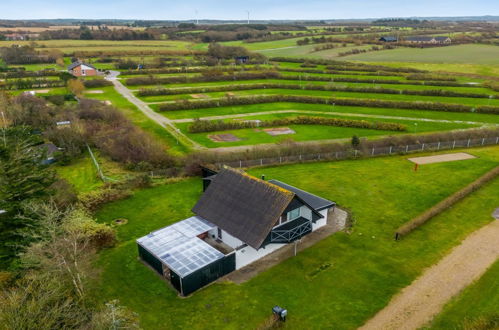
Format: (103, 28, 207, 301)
(426, 261, 499, 329)
(94, 146, 499, 329)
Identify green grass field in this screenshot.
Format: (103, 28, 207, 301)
(427, 261, 499, 329)
(175, 112, 478, 148)
(93, 146, 499, 329)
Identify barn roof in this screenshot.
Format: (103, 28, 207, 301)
(268, 180, 335, 211)
(192, 168, 295, 249)
(67, 61, 96, 70)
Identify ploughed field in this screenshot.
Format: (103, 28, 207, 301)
(123, 60, 499, 148)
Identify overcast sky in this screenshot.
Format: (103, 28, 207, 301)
(1, 0, 498, 20)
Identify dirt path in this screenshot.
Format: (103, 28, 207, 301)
(223, 207, 348, 284)
(108, 77, 202, 149)
(360, 220, 499, 330)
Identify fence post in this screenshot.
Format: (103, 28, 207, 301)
(260, 159, 263, 166)
(239, 160, 242, 168)
(318, 154, 321, 160)
(372, 147, 375, 156)
(467, 139, 471, 147)
(437, 142, 440, 150)
(389, 146, 392, 154)
(354, 150, 358, 157)
(481, 138, 485, 145)
(422, 143, 424, 151)
(279, 156, 282, 163)
(406, 145, 409, 153)
(335, 152, 338, 159)
(453, 140, 456, 149)
(496, 136, 499, 144)
(299, 154, 302, 160)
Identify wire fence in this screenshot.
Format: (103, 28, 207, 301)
(86, 144, 118, 182)
(209, 136, 499, 170)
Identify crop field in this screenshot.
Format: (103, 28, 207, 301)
(94, 146, 499, 329)
(342, 44, 499, 65)
(0, 39, 194, 52)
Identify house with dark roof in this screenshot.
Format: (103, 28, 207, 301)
(67, 61, 97, 77)
(137, 167, 335, 295)
(404, 36, 452, 44)
(379, 36, 398, 42)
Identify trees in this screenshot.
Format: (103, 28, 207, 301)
(67, 79, 85, 96)
(0, 127, 55, 267)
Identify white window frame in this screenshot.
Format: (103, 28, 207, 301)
(287, 208, 300, 221)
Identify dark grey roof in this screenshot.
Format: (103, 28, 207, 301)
(192, 168, 295, 249)
(405, 36, 450, 42)
(67, 61, 96, 71)
(268, 180, 335, 211)
(380, 36, 397, 41)
(38, 143, 60, 157)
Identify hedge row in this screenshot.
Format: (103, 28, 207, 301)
(0, 79, 66, 90)
(0, 70, 61, 79)
(139, 83, 493, 99)
(394, 166, 499, 239)
(128, 71, 479, 88)
(120, 65, 265, 75)
(82, 79, 113, 88)
(270, 57, 427, 73)
(186, 128, 499, 169)
(158, 95, 499, 115)
(126, 71, 281, 85)
(188, 116, 407, 133)
(280, 67, 406, 77)
(406, 74, 456, 82)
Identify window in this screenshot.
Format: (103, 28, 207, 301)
(81, 69, 86, 76)
(287, 208, 300, 221)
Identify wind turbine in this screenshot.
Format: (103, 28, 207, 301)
(246, 10, 250, 24)
(195, 9, 199, 25)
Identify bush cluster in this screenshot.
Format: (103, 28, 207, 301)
(158, 95, 499, 115)
(0, 78, 65, 90)
(188, 116, 407, 133)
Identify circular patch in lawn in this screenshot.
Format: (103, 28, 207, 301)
(113, 218, 128, 226)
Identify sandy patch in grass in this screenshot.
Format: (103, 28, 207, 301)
(208, 133, 240, 142)
(191, 93, 209, 99)
(85, 90, 104, 94)
(35, 89, 50, 93)
(263, 127, 296, 136)
(408, 152, 476, 165)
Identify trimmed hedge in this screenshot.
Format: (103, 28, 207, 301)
(270, 57, 427, 73)
(188, 116, 407, 133)
(0, 78, 65, 90)
(120, 65, 265, 76)
(157, 95, 499, 115)
(82, 79, 113, 88)
(139, 83, 493, 99)
(126, 71, 280, 86)
(128, 71, 480, 88)
(394, 166, 499, 239)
